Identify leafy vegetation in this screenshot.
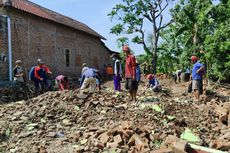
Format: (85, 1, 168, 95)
(108, 0, 172, 74)
(109, 0, 230, 82)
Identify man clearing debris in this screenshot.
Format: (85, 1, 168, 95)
(34, 59, 52, 93)
(111, 53, 122, 91)
(176, 69, 182, 83)
(123, 45, 138, 102)
(80, 68, 97, 94)
(81, 63, 88, 74)
(191, 55, 205, 101)
(147, 74, 162, 92)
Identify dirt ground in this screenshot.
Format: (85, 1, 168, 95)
(0, 77, 229, 153)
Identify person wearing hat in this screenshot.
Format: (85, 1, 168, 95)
(13, 60, 28, 99)
(111, 53, 122, 91)
(13, 60, 24, 82)
(191, 55, 205, 101)
(123, 45, 138, 102)
(81, 63, 88, 74)
(34, 59, 52, 93)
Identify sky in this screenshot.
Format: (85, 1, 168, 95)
(30, 0, 174, 55)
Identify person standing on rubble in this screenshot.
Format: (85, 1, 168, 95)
(136, 59, 141, 83)
(13, 60, 24, 83)
(191, 55, 205, 101)
(123, 45, 138, 102)
(29, 65, 39, 94)
(106, 63, 113, 80)
(34, 59, 52, 93)
(13, 60, 28, 99)
(176, 69, 182, 83)
(111, 53, 122, 91)
(185, 67, 191, 82)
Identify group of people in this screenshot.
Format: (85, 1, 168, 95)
(77, 45, 142, 101)
(171, 55, 206, 101)
(12, 45, 163, 101)
(12, 46, 206, 102)
(110, 45, 161, 102)
(80, 45, 162, 102)
(13, 59, 70, 95)
(13, 59, 52, 94)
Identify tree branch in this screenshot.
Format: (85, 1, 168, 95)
(144, 13, 152, 22)
(156, 0, 169, 19)
(158, 15, 163, 31)
(136, 27, 152, 56)
(157, 20, 174, 32)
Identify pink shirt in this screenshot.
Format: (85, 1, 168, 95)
(125, 55, 136, 79)
(56, 75, 64, 81)
(55, 75, 69, 91)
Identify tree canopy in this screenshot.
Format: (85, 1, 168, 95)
(109, 0, 230, 81)
(108, 0, 172, 74)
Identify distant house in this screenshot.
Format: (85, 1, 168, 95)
(0, 0, 113, 81)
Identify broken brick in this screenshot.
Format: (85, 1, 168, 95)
(106, 142, 118, 148)
(99, 132, 110, 144)
(171, 140, 188, 153)
(131, 134, 147, 151)
(113, 134, 123, 145)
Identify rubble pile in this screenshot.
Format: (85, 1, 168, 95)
(0, 88, 12, 103)
(0, 80, 229, 152)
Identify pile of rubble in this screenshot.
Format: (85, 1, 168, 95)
(0, 87, 12, 103)
(0, 80, 229, 152)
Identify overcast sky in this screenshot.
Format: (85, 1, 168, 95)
(30, 0, 173, 55)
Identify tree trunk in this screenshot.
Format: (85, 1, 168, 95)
(152, 24, 157, 74)
(152, 46, 157, 74)
(193, 23, 198, 45)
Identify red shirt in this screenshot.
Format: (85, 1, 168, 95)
(34, 65, 51, 80)
(125, 54, 136, 79)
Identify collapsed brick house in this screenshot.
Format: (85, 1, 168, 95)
(0, 0, 114, 81)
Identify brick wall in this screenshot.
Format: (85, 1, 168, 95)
(0, 9, 9, 80)
(0, 7, 111, 80)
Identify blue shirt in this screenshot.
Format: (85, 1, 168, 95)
(149, 78, 159, 87)
(29, 66, 35, 80)
(80, 68, 96, 86)
(82, 68, 96, 78)
(192, 61, 204, 80)
(136, 65, 141, 82)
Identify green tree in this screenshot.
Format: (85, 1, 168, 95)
(158, 25, 183, 73)
(171, 0, 214, 54)
(163, 0, 230, 81)
(108, 0, 173, 74)
(203, 0, 230, 81)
